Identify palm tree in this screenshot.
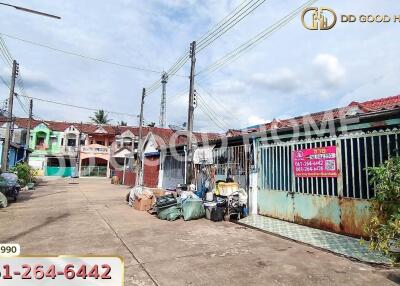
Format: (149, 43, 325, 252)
(90, 110, 111, 124)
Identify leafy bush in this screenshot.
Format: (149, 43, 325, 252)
(10, 163, 37, 187)
(364, 156, 400, 262)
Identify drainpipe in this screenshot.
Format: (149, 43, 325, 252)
(141, 153, 145, 186)
(250, 137, 258, 215)
(122, 156, 126, 185)
(184, 146, 187, 185)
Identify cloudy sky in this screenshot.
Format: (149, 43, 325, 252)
(0, 0, 399, 132)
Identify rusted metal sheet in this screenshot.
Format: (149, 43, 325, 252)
(258, 189, 294, 222)
(293, 193, 341, 233)
(258, 190, 371, 236)
(339, 198, 371, 237)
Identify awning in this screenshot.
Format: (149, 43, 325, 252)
(193, 145, 215, 164)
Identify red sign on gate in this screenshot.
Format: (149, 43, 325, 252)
(293, 146, 338, 177)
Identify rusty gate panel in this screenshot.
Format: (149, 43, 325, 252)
(340, 198, 371, 237)
(258, 189, 294, 222)
(293, 193, 341, 233)
(256, 129, 399, 237)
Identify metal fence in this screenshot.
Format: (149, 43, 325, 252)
(212, 145, 248, 188)
(259, 129, 400, 199)
(161, 153, 186, 189)
(81, 166, 108, 177)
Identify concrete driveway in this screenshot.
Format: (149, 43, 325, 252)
(0, 177, 399, 286)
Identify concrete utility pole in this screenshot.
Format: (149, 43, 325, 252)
(136, 88, 145, 186)
(159, 72, 168, 128)
(186, 41, 196, 185)
(1, 60, 18, 172)
(24, 98, 33, 162)
(75, 121, 83, 177)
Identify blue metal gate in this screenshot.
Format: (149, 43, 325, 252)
(257, 129, 400, 236)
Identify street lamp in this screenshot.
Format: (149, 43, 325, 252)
(0, 2, 61, 19)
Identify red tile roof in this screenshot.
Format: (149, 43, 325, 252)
(3, 94, 398, 144)
(248, 94, 400, 133)
(5, 118, 220, 146)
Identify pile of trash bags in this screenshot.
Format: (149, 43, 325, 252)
(154, 191, 205, 222)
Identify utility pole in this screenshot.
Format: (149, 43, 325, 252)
(1, 60, 18, 172)
(24, 98, 33, 162)
(159, 72, 168, 128)
(75, 121, 83, 178)
(186, 41, 196, 185)
(136, 88, 145, 186)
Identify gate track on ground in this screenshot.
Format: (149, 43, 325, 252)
(78, 184, 160, 286)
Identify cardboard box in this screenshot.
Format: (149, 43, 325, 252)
(134, 197, 153, 211)
(151, 188, 166, 198)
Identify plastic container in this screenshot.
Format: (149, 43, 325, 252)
(204, 202, 217, 220)
(217, 182, 239, 196)
(205, 191, 214, 202)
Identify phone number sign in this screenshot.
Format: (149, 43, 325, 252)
(293, 146, 338, 177)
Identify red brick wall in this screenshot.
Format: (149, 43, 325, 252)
(143, 157, 159, 188)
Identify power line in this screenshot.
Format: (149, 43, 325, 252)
(17, 93, 138, 118)
(144, 0, 266, 95)
(196, 83, 243, 126)
(197, 0, 267, 52)
(196, 94, 231, 130)
(15, 94, 29, 116)
(197, 0, 317, 76)
(1, 35, 31, 114)
(0, 74, 9, 89)
(197, 104, 226, 131)
(0, 37, 13, 67)
(0, 32, 186, 76)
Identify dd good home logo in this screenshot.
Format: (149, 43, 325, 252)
(302, 6, 400, 30)
(301, 7, 337, 30)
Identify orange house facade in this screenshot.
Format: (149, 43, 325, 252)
(78, 125, 117, 177)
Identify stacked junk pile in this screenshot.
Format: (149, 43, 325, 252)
(127, 178, 248, 222)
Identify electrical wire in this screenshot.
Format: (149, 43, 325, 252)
(145, 0, 266, 95)
(197, 104, 226, 131)
(0, 35, 32, 114)
(197, 0, 267, 52)
(15, 94, 29, 116)
(0, 32, 187, 76)
(196, 94, 231, 130)
(0, 37, 13, 67)
(197, 0, 317, 77)
(196, 83, 243, 127)
(0, 74, 10, 89)
(16, 93, 138, 118)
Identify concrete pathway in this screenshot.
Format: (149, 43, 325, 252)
(0, 178, 399, 286)
(239, 215, 390, 264)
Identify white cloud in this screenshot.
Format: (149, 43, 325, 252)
(247, 115, 268, 126)
(212, 79, 247, 95)
(250, 68, 300, 92)
(312, 54, 346, 87)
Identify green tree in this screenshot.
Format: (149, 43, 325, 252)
(364, 156, 400, 262)
(90, 110, 111, 124)
(118, 121, 127, 126)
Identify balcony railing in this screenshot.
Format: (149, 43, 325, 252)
(64, 146, 78, 153)
(35, 144, 48, 150)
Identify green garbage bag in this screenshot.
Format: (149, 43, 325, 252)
(158, 206, 181, 221)
(182, 198, 205, 221)
(0, 192, 8, 208)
